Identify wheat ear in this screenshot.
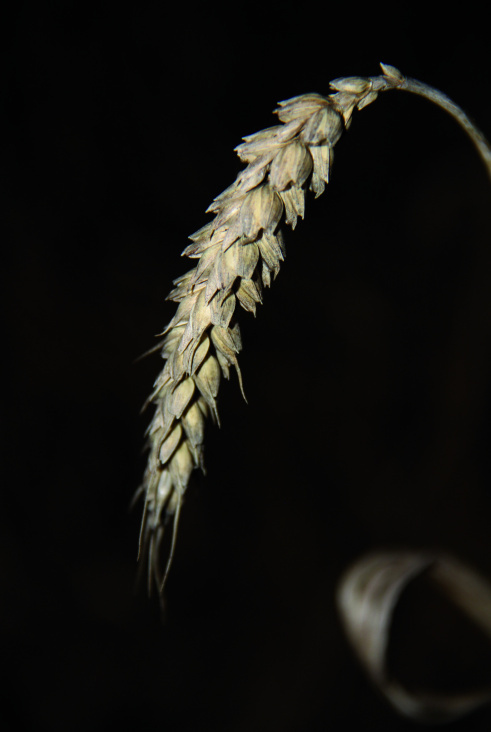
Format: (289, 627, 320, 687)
(137, 63, 491, 597)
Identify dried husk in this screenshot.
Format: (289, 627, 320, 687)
(337, 551, 491, 723)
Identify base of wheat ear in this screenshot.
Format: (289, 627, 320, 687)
(136, 63, 491, 597)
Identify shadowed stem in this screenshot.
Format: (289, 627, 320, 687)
(399, 76, 491, 181)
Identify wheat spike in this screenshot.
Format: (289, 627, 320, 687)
(137, 64, 491, 598)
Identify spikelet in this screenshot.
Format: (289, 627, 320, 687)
(136, 63, 491, 599)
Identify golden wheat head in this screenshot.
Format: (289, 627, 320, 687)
(136, 63, 491, 599)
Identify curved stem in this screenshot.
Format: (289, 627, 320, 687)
(398, 76, 491, 181)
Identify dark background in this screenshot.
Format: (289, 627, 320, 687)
(3, 3, 491, 730)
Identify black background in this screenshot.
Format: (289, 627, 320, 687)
(3, 3, 491, 730)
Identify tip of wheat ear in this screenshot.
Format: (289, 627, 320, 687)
(136, 64, 491, 600)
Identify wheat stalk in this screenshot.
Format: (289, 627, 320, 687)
(136, 63, 491, 598)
